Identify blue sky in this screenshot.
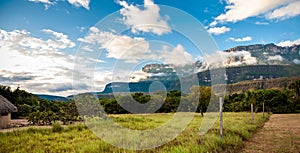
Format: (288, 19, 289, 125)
(0, 0, 300, 96)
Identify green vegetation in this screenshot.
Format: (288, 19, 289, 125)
(0, 112, 270, 153)
(99, 83, 300, 114)
(0, 85, 79, 125)
(224, 89, 298, 113)
(0, 79, 299, 126)
(2, 80, 297, 152)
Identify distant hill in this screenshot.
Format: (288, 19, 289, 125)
(97, 65, 300, 94)
(36, 94, 70, 102)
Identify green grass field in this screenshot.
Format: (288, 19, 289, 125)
(0, 112, 270, 153)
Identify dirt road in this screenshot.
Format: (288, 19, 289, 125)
(242, 114, 300, 153)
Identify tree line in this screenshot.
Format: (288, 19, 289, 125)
(0, 80, 299, 125)
(76, 80, 300, 115)
(0, 86, 79, 125)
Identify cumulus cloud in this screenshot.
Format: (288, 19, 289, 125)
(117, 0, 171, 35)
(158, 45, 195, 65)
(293, 59, 300, 64)
(28, 0, 90, 10)
(78, 26, 156, 63)
(221, 51, 257, 66)
(41, 29, 76, 48)
(277, 38, 300, 47)
(0, 28, 79, 96)
(129, 71, 150, 82)
(28, 0, 53, 4)
(254, 21, 270, 25)
(79, 27, 196, 65)
(211, 0, 297, 25)
(0, 71, 36, 82)
(268, 55, 285, 61)
(200, 50, 257, 70)
(207, 26, 231, 35)
(266, 1, 300, 20)
(0, 29, 75, 56)
(67, 0, 90, 10)
(229, 36, 252, 42)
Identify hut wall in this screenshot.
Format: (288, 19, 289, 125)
(0, 113, 11, 129)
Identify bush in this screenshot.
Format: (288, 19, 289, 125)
(52, 122, 63, 133)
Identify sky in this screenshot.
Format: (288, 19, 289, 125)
(0, 0, 300, 96)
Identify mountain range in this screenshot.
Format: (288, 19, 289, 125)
(39, 43, 300, 101)
(99, 43, 300, 94)
(224, 43, 300, 65)
(36, 94, 71, 102)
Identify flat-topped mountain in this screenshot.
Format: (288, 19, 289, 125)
(79, 43, 300, 95)
(225, 43, 300, 54)
(224, 43, 300, 65)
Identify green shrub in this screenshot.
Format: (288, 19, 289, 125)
(52, 122, 63, 133)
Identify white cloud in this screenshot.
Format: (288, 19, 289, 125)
(158, 45, 195, 65)
(78, 27, 156, 63)
(28, 0, 90, 10)
(221, 51, 257, 66)
(117, 0, 171, 35)
(129, 71, 150, 82)
(266, 1, 300, 20)
(0, 28, 79, 96)
(293, 59, 300, 64)
(207, 26, 231, 35)
(41, 29, 76, 48)
(277, 38, 300, 47)
(211, 0, 297, 25)
(209, 21, 218, 27)
(67, 0, 90, 10)
(229, 36, 252, 42)
(0, 29, 75, 56)
(28, 0, 52, 4)
(28, 0, 54, 10)
(268, 55, 284, 61)
(199, 50, 257, 70)
(79, 27, 195, 66)
(254, 21, 270, 25)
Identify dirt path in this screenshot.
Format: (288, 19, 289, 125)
(242, 114, 300, 153)
(0, 119, 83, 133)
(0, 119, 51, 133)
(0, 125, 52, 133)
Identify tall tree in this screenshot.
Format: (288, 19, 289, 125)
(289, 80, 300, 100)
(288, 80, 300, 111)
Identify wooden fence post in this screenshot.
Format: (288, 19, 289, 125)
(262, 102, 265, 118)
(251, 103, 254, 124)
(220, 97, 223, 141)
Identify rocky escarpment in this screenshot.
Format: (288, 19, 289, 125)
(225, 76, 300, 95)
(225, 43, 300, 54)
(225, 43, 300, 65)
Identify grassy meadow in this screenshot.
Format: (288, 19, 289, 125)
(0, 112, 270, 153)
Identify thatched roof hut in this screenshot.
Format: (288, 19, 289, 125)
(0, 95, 17, 115)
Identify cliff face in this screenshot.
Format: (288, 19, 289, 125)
(225, 43, 300, 54)
(224, 43, 300, 65)
(225, 76, 300, 95)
